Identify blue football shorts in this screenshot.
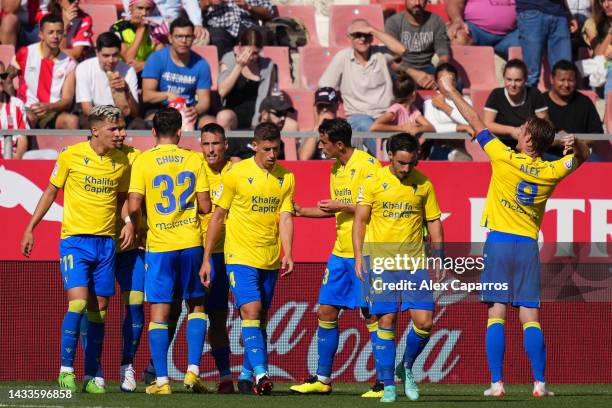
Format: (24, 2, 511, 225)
(480, 230, 541, 308)
(115, 248, 145, 293)
(204, 252, 230, 312)
(226, 264, 278, 309)
(145, 246, 205, 303)
(59, 235, 116, 296)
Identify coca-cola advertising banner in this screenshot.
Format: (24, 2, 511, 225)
(1, 160, 611, 261)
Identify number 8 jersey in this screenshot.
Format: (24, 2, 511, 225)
(476, 129, 578, 239)
(129, 144, 210, 251)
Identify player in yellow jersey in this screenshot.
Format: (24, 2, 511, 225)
(438, 74, 589, 398)
(199, 123, 235, 394)
(127, 108, 212, 395)
(290, 118, 382, 397)
(353, 133, 445, 403)
(200, 122, 295, 396)
(21, 105, 134, 393)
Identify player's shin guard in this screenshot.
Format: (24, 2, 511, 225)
(187, 312, 208, 372)
(84, 310, 106, 378)
(121, 291, 144, 365)
(376, 327, 396, 386)
(241, 320, 267, 376)
(367, 321, 381, 381)
(403, 323, 431, 369)
(149, 322, 170, 378)
(316, 319, 339, 380)
(523, 322, 546, 382)
(486, 318, 506, 383)
(61, 300, 87, 370)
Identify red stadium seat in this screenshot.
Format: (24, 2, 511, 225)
(328, 5, 384, 48)
(282, 138, 297, 160)
(298, 46, 342, 91)
(0, 44, 15, 66)
(36, 135, 88, 151)
(276, 5, 321, 47)
(260, 46, 293, 90)
(451, 45, 498, 91)
(284, 88, 315, 131)
(80, 4, 119, 43)
(80, 0, 123, 9)
(371, 0, 405, 13)
(425, 2, 449, 22)
(179, 136, 201, 151)
(469, 87, 491, 117)
(507, 46, 550, 92)
(578, 89, 599, 105)
(606, 93, 612, 133)
(192, 45, 219, 91)
(464, 137, 489, 162)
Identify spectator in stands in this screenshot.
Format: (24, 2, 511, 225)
(0, 0, 50, 46)
(0, 61, 29, 159)
(516, 0, 577, 87)
(47, 0, 93, 61)
(544, 59, 605, 159)
(226, 93, 294, 161)
(298, 87, 340, 161)
(111, 0, 167, 73)
(320, 19, 406, 153)
(200, 0, 276, 59)
(370, 72, 434, 135)
(582, 0, 612, 97)
(385, 0, 450, 90)
(76, 32, 140, 128)
(446, 0, 520, 59)
(567, 0, 592, 58)
(122, 0, 206, 43)
(215, 28, 298, 131)
(7, 14, 78, 129)
(484, 59, 549, 148)
(424, 62, 473, 135)
(142, 17, 212, 128)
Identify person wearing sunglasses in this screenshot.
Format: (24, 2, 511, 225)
(0, 62, 30, 159)
(319, 19, 406, 156)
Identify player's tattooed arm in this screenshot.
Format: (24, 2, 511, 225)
(21, 183, 60, 257)
(352, 204, 371, 281)
(562, 134, 590, 165)
(118, 192, 135, 250)
(437, 73, 485, 137)
(427, 218, 446, 282)
(318, 199, 355, 214)
(197, 191, 212, 214)
(279, 212, 294, 277)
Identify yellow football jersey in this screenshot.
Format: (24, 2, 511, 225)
(129, 144, 210, 252)
(478, 130, 578, 239)
(216, 157, 295, 270)
(330, 149, 381, 257)
(200, 160, 231, 254)
(115, 145, 143, 251)
(50, 141, 130, 239)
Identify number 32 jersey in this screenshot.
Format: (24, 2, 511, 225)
(477, 129, 578, 239)
(129, 144, 210, 252)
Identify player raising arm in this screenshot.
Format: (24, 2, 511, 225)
(21, 105, 133, 393)
(438, 74, 589, 398)
(200, 123, 295, 396)
(128, 108, 211, 395)
(353, 133, 444, 403)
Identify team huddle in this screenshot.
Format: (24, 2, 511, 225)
(20, 75, 588, 402)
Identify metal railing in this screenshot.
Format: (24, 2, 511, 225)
(2, 129, 611, 159)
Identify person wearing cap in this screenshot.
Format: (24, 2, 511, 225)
(225, 93, 295, 162)
(298, 87, 341, 160)
(319, 18, 406, 155)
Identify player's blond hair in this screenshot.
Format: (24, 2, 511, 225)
(88, 105, 122, 128)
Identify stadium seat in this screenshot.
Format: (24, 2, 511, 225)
(179, 136, 201, 151)
(80, 4, 119, 43)
(451, 45, 498, 91)
(464, 138, 489, 162)
(415, 89, 437, 110)
(328, 5, 385, 48)
(0, 44, 15, 66)
(282, 138, 297, 160)
(124, 136, 155, 151)
(80, 0, 123, 9)
(370, 0, 405, 13)
(22, 149, 59, 160)
(425, 2, 449, 22)
(36, 136, 88, 151)
(298, 46, 342, 90)
(469, 88, 491, 117)
(260, 46, 293, 90)
(507, 46, 550, 92)
(284, 88, 315, 131)
(276, 5, 321, 47)
(578, 89, 599, 105)
(192, 46, 219, 90)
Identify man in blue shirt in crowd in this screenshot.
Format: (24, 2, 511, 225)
(142, 16, 212, 129)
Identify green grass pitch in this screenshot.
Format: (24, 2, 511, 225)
(0, 382, 611, 407)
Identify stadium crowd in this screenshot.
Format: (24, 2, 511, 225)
(0, 0, 610, 160)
